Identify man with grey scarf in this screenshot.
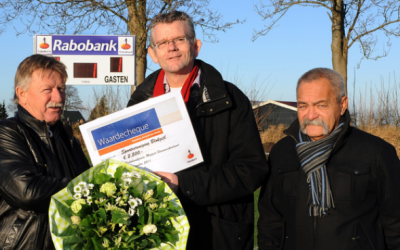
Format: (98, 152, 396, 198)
(257, 68, 400, 250)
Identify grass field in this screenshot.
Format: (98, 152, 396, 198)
(254, 188, 260, 248)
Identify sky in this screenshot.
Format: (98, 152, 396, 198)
(0, 0, 399, 118)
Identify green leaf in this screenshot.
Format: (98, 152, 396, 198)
(98, 208, 107, 223)
(138, 239, 148, 248)
(91, 235, 106, 250)
(156, 182, 166, 196)
(114, 166, 125, 180)
(138, 206, 145, 224)
(53, 198, 72, 219)
(111, 210, 130, 224)
(94, 173, 112, 184)
(92, 192, 107, 200)
(65, 199, 75, 206)
(147, 207, 152, 224)
(80, 218, 91, 228)
(145, 198, 158, 203)
(81, 228, 95, 239)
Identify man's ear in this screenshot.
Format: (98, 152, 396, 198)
(193, 39, 202, 58)
(340, 96, 348, 115)
(148, 46, 159, 64)
(15, 87, 27, 105)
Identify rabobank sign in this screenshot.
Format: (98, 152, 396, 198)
(34, 35, 135, 56)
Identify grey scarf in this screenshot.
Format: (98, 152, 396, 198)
(296, 123, 344, 216)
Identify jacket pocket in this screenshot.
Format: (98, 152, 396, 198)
(274, 162, 299, 198)
(331, 162, 370, 201)
(353, 221, 376, 250)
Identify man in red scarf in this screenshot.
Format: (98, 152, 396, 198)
(127, 11, 268, 250)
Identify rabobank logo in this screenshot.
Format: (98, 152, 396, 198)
(118, 36, 134, 55)
(187, 150, 197, 163)
(36, 35, 52, 54)
(187, 150, 194, 159)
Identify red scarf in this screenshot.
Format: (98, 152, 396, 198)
(153, 62, 199, 103)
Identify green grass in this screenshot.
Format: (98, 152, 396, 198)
(254, 188, 260, 248)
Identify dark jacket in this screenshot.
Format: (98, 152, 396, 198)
(257, 111, 400, 250)
(0, 106, 90, 250)
(128, 60, 268, 250)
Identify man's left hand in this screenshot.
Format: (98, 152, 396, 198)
(154, 171, 179, 193)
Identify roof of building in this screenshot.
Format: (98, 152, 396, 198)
(62, 110, 85, 123)
(252, 100, 297, 111)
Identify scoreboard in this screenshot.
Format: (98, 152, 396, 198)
(34, 35, 135, 86)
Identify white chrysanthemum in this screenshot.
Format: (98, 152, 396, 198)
(128, 198, 138, 208)
(128, 207, 135, 216)
(123, 178, 132, 186)
(73, 193, 82, 200)
(77, 181, 87, 188)
(73, 185, 82, 193)
(87, 196, 93, 205)
(88, 183, 95, 189)
(82, 188, 90, 197)
(132, 172, 141, 178)
(122, 172, 132, 179)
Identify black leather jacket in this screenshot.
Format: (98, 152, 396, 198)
(0, 106, 90, 250)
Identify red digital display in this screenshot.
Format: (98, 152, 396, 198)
(74, 63, 97, 78)
(110, 57, 123, 72)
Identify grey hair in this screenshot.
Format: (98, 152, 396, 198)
(14, 54, 67, 104)
(149, 11, 196, 47)
(296, 68, 345, 103)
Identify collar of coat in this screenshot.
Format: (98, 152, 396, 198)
(16, 104, 63, 139)
(128, 59, 232, 116)
(284, 109, 351, 155)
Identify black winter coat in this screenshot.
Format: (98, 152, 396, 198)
(257, 111, 400, 250)
(0, 106, 90, 250)
(127, 60, 269, 250)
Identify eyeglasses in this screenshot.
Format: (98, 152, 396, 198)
(153, 37, 190, 50)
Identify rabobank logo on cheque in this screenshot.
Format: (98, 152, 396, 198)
(35, 35, 135, 55)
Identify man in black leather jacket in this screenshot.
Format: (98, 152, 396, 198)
(0, 54, 90, 249)
(127, 11, 268, 250)
(257, 68, 400, 250)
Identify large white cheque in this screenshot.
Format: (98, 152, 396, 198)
(79, 92, 203, 173)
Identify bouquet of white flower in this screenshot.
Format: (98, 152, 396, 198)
(49, 159, 189, 250)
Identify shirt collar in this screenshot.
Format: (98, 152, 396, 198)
(163, 68, 202, 93)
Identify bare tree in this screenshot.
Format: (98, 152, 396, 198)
(64, 85, 86, 111)
(86, 85, 130, 121)
(253, 0, 400, 94)
(0, 0, 243, 94)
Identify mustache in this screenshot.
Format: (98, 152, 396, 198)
(300, 118, 329, 135)
(46, 102, 64, 108)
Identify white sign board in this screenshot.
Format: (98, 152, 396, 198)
(79, 92, 203, 173)
(34, 35, 135, 85)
